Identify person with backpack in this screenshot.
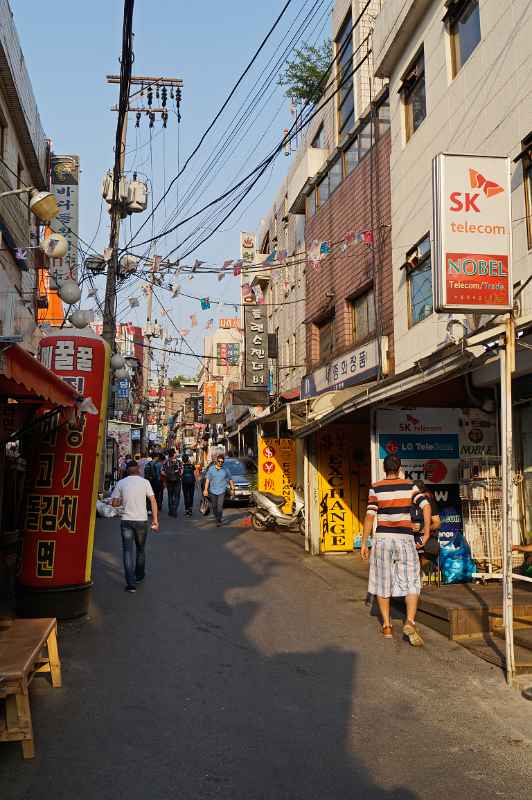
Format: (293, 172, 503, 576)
(181, 455, 196, 516)
(162, 449, 183, 517)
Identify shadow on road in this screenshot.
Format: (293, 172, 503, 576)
(0, 508, 418, 800)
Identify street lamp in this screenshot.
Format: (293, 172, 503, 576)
(0, 186, 59, 222)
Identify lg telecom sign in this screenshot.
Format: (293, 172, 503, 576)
(433, 153, 512, 312)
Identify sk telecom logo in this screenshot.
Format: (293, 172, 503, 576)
(449, 169, 504, 212)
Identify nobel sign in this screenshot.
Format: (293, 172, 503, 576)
(432, 153, 512, 312)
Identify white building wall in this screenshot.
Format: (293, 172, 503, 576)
(373, 0, 532, 373)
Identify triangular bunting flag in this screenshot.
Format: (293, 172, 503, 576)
(200, 297, 210, 310)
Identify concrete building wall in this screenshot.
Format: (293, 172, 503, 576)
(373, 0, 532, 373)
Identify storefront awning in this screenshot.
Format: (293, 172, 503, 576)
(0, 343, 80, 406)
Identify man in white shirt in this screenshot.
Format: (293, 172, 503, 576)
(111, 461, 159, 593)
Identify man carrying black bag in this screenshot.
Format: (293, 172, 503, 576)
(162, 449, 183, 517)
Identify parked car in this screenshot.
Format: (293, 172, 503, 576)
(201, 457, 257, 505)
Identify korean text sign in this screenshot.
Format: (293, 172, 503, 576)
(244, 304, 268, 389)
(432, 153, 512, 312)
(258, 437, 296, 513)
(20, 331, 109, 587)
(49, 154, 80, 287)
(204, 382, 218, 415)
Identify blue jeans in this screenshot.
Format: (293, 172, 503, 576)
(120, 521, 148, 587)
(209, 492, 225, 523)
(167, 482, 181, 516)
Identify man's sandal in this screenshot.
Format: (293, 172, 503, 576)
(381, 625, 393, 639)
(403, 621, 424, 647)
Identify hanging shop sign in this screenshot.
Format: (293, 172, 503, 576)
(19, 329, 109, 615)
(216, 342, 240, 367)
(317, 424, 371, 553)
(219, 318, 240, 329)
(432, 153, 512, 312)
(301, 338, 379, 399)
(244, 304, 268, 389)
(48, 154, 80, 288)
(204, 381, 218, 415)
(258, 437, 296, 513)
(240, 231, 256, 263)
(107, 420, 132, 457)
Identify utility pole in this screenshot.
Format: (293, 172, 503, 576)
(102, 0, 135, 352)
(102, 70, 183, 353)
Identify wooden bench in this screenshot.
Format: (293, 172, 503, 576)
(0, 617, 61, 759)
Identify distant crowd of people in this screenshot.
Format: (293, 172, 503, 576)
(118, 450, 201, 517)
(111, 451, 235, 592)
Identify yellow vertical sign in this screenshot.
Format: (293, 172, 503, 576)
(317, 424, 370, 552)
(258, 437, 296, 513)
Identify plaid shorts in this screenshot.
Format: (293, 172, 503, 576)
(368, 534, 421, 598)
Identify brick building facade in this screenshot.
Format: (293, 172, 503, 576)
(304, 117, 393, 379)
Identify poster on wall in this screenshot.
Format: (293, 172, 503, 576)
(432, 153, 512, 313)
(258, 437, 296, 513)
(372, 408, 498, 546)
(107, 421, 132, 457)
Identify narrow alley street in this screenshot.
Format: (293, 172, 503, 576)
(2, 504, 531, 800)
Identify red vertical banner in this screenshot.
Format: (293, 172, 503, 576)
(19, 330, 109, 604)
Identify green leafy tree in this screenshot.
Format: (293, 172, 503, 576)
(168, 375, 187, 389)
(278, 40, 333, 105)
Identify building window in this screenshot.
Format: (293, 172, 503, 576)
(336, 12, 354, 143)
(350, 289, 376, 345)
(401, 50, 426, 141)
(317, 174, 329, 206)
(311, 125, 325, 149)
(343, 135, 359, 176)
(406, 234, 433, 326)
(378, 101, 391, 136)
(0, 111, 6, 160)
(318, 315, 335, 362)
(329, 158, 342, 194)
(522, 135, 532, 250)
(359, 121, 373, 160)
(16, 157, 23, 190)
(306, 190, 316, 219)
(449, 0, 481, 76)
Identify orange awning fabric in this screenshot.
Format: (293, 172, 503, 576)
(0, 344, 80, 406)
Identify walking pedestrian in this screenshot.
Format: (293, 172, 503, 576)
(111, 460, 159, 593)
(162, 449, 183, 517)
(181, 455, 196, 516)
(360, 454, 431, 646)
(203, 454, 235, 527)
(151, 453, 165, 510)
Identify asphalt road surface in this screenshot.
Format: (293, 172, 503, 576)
(2, 499, 531, 799)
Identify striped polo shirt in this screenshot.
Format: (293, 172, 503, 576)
(366, 478, 428, 536)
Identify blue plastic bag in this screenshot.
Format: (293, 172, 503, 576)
(439, 536, 475, 584)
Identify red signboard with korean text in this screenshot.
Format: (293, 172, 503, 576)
(20, 330, 110, 592)
(433, 153, 512, 312)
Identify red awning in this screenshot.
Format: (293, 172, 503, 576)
(0, 343, 80, 407)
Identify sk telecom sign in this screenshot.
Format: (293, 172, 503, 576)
(433, 153, 512, 312)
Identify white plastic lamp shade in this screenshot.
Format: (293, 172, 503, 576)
(69, 309, 89, 328)
(40, 232, 68, 259)
(114, 367, 128, 380)
(119, 254, 139, 274)
(111, 353, 125, 370)
(29, 190, 59, 221)
(59, 278, 81, 305)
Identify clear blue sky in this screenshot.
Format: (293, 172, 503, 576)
(11, 0, 331, 377)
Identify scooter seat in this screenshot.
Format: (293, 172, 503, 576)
(262, 492, 286, 506)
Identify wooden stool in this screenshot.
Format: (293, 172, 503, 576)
(0, 618, 61, 759)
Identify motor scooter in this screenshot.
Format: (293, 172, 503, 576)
(251, 487, 305, 534)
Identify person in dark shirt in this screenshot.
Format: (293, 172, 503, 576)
(181, 455, 196, 516)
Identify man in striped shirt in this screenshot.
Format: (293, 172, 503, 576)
(361, 453, 431, 646)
